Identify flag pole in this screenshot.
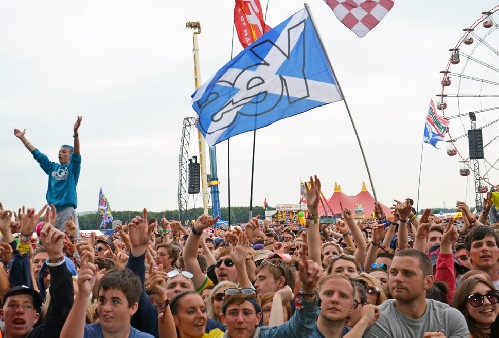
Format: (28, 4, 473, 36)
(305, 3, 378, 202)
(416, 141, 425, 215)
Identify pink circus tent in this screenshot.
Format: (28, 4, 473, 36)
(318, 182, 392, 218)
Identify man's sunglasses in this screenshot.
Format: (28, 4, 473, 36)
(95, 246, 106, 252)
(467, 290, 498, 307)
(166, 269, 193, 279)
(370, 263, 388, 271)
(215, 258, 234, 268)
(224, 287, 256, 296)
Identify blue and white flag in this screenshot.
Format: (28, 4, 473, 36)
(98, 188, 113, 229)
(192, 6, 342, 146)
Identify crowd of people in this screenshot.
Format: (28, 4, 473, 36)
(1, 119, 498, 337)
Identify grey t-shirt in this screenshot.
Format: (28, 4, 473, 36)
(364, 299, 468, 338)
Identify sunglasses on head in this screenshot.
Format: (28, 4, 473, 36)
(166, 269, 193, 279)
(370, 263, 388, 271)
(215, 258, 234, 268)
(214, 292, 225, 302)
(224, 287, 256, 296)
(467, 290, 498, 307)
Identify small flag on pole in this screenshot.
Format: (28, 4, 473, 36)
(264, 198, 269, 210)
(423, 99, 449, 148)
(234, 0, 271, 48)
(192, 5, 342, 146)
(98, 188, 113, 229)
(299, 181, 307, 204)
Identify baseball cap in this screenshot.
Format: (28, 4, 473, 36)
(3, 285, 43, 311)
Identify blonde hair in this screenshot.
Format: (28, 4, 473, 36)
(358, 272, 387, 305)
(206, 281, 237, 321)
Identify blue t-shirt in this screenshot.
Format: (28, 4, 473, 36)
(32, 149, 81, 210)
(84, 324, 153, 338)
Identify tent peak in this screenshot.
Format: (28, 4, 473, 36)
(334, 182, 342, 193)
(361, 182, 367, 192)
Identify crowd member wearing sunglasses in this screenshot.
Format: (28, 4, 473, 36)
(358, 273, 387, 306)
(207, 281, 238, 322)
(452, 276, 498, 337)
(254, 258, 293, 297)
(368, 266, 389, 294)
(365, 249, 468, 338)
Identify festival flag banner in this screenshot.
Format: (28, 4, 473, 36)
(192, 5, 342, 146)
(98, 188, 113, 229)
(264, 198, 269, 210)
(299, 181, 307, 204)
(324, 0, 394, 38)
(234, 0, 271, 48)
(423, 99, 449, 148)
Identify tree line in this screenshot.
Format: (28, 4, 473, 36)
(78, 206, 268, 230)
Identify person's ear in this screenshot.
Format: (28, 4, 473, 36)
(466, 251, 472, 264)
(424, 274, 434, 290)
(256, 312, 263, 325)
(129, 302, 139, 316)
(278, 276, 286, 288)
(33, 311, 40, 325)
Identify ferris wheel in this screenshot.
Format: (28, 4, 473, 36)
(437, 5, 499, 211)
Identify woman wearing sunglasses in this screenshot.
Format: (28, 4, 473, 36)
(452, 276, 498, 338)
(207, 281, 237, 323)
(358, 272, 387, 306)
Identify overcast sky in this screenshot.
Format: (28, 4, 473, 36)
(1, 0, 498, 215)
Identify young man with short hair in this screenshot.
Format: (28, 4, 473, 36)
(465, 225, 499, 289)
(365, 249, 468, 338)
(61, 267, 153, 338)
(311, 274, 379, 338)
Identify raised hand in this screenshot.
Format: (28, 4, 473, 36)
(374, 202, 385, 220)
(128, 208, 155, 256)
(147, 264, 168, 303)
(231, 232, 249, 266)
(372, 223, 385, 244)
(13, 128, 26, 139)
(359, 304, 381, 326)
(65, 217, 77, 238)
(396, 200, 412, 220)
(298, 244, 320, 293)
(341, 202, 354, 223)
(160, 212, 169, 230)
(245, 217, 260, 242)
(0, 203, 13, 233)
(20, 205, 48, 236)
(74, 116, 82, 133)
(0, 242, 13, 262)
(77, 240, 95, 265)
(275, 285, 294, 303)
(77, 262, 97, 298)
(193, 214, 219, 233)
(305, 175, 321, 214)
(40, 223, 65, 259)
(63, 236, 77, 257)
(441, 218, 459, 247)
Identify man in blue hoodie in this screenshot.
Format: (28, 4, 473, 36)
(14, 116, 82, 233)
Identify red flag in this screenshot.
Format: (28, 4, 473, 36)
(234, 0, 270, 48)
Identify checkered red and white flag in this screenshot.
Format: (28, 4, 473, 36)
(324, 0, 394, 38)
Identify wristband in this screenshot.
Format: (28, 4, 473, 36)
(399, 219, 408, 223)
(17, 243, 31, 255)
(191, 226, 203, 236)
(73, 133, 79, 138)
(390, 222, 398, 226)
(371, 241, 380, 247)
(157, 298, 170, 321)
(20, 233, 32, 242)
(48, 256, 65, 264)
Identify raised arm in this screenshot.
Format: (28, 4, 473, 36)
(60, 262, 96, 338)
(342, 203, 367, 264)
(413, 209, 431, 253)
(183, 214, 218, 290)
(14, 128, 36, 152)
(73, 116, 82, 155)
(305, 175, 322, 267)
(364, 223, 385, 269)
(231, 232, 252, 288)
(396, 200, 412, 251)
